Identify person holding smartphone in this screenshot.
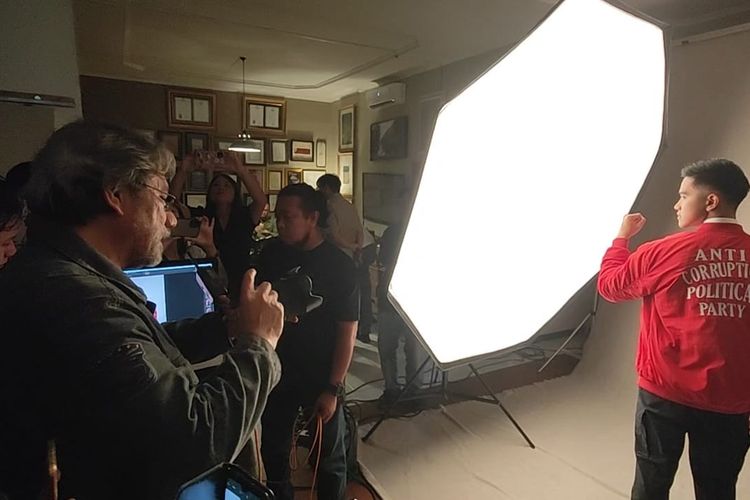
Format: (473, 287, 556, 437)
(171, 151, 267, 299)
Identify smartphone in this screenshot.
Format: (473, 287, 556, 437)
(172, 217, 201, 238)
(176, 462, 274, 500)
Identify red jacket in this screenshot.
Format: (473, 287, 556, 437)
(598, 221, 750, 414)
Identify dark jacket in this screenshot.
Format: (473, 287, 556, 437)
(0, 218, 280, 500)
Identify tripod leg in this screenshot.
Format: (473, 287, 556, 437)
(362, 356, 432, 443)
(468, 364, 536, 449)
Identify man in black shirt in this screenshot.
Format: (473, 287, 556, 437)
(256, 183, 359, 500)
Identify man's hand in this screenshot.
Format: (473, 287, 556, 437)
(236, 269, 284, 349)
(314, 392, 338, 423)
(617, 213, 647, 239)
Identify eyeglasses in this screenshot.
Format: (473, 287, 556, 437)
(138, 183, 176, 210)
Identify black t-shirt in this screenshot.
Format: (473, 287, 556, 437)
(192, 205, 258, 298)
(377, 223, 403, 311)
(255, 238, 359, 391)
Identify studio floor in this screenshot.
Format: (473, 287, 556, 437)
(341, 302, 750, 500)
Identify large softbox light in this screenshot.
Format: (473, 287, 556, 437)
(389, 0, 667, 369)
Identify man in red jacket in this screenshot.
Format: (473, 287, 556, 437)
(598, 158, 750, 500)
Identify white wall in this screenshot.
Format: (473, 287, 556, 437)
(0, 0, 82, 174)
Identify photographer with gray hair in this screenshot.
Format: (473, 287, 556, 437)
(0, 121, 284, 500)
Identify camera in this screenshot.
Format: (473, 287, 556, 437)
(172, 217, 202, 238)
(271, 267, 323, 320)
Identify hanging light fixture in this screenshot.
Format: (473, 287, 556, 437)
(229, 56, 260, 153)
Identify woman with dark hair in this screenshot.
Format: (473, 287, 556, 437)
(171, 151, 266, 297)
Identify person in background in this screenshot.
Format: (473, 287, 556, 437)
(316, 174, 363, 260)
(0, 178, 23, 269)
(357, 225, 377, 343)
(171, 151, 266, 298)
(376, 220, 422, 405)
(255, 183, 359, 500)
(598, 158, 750, 500)
(0, 121, 284, 500)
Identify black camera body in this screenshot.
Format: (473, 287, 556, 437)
(271, 267, 323, 320)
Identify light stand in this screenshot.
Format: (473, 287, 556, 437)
(538, 292, 600, 374)
(361, 357, 535, 448)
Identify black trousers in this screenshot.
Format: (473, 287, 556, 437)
(632, 389, 750, 500)
(261, 389, 347, 500)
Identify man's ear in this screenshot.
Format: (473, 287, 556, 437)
(103, 188, 126, 216)
(706, 192, 720, 212)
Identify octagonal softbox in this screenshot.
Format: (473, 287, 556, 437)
(389, 0, 667, 369)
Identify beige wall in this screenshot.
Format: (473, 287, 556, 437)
(0, 0, 82, 174)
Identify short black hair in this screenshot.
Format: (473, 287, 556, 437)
(5, 162, 32, 197)
(681, 159, 749, 209)
(0, 179, 23, 232)
(316, 173, 341, 193)
(277, 183, 328, 227)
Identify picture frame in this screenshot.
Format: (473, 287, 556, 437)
(184, 132, 209, 155)
(157, 130, 182, 160)
(290, 140, 314, 162)
(167, 89, 216, 129)
(214, 138, 235, 152)
(285, 168, 303, 187)
(243, 95, 286, 137)
(267, 168, 283, 194)
(315, 140, 326, 167)
(246, 167, 266, 192)
(370, 116, 408, 161)
(185, 193, 207, 209)
(269, 139, 288, 164)
(268, 193, 278, 212)
(338, 153, 354, 196)
(188, 171, 209, 192)
(303, 169, 326, 187)
(242, 139, 266, 165)
(339, 105, 355, 152)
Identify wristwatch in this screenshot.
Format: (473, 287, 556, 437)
(324, 382, 345, 397)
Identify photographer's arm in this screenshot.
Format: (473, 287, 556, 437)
(224, 152, 267, 225)
(169, 154, 195, 201)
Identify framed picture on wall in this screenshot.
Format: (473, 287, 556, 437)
(267, 169, 283, 194)
(243, 95, 286, 137)
(269, 139, 288, 164)
(243, 139, 266, 165)
(315, 140, 326, 167)
(214, 138, 235, 151)
(338, 153, 353, 196)
(268, 193, 278, 211)
(370, 116, 408, 161)
(290, 140, 314, 162)
(285, 168, 303, 186)
(303, 169, 326, 187)
(246, 167, 266, 192)
(339, 105, 355, 152)
(188, 171, 209, 192)
(184, 132, 209, 154)
(167, 89, 216, 129)
(185, 193, 207, 209)
(157, 130, 182, 160)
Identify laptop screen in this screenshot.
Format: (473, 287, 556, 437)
(124, 260, 214, 322)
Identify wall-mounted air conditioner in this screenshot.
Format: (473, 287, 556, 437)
(366, 82, 406, 109)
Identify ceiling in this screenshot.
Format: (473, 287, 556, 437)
(73, 0, 750, 103)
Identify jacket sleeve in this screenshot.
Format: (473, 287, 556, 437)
(597, 237, 663, 302)
(56, 280, 281, 497)
(162, 312, 231, 363)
